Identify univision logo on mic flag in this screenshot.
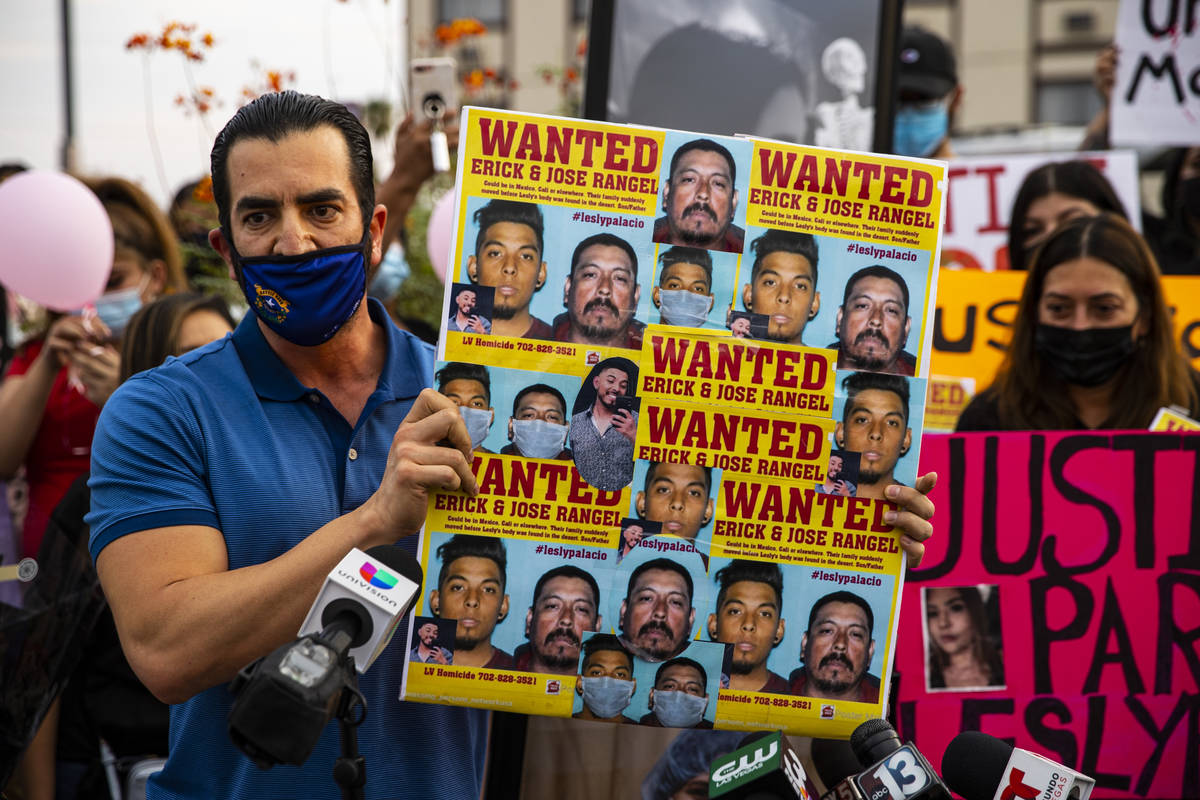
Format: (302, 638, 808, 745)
(360, 562, 398, 589)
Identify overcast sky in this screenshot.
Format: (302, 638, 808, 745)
(1, 0, 406, 206)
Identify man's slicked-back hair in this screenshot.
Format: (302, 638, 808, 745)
(626, 558, 694, 606)
(473, 199, 545, 258)
(750, 229, 819, 286)
(654, 656, 708, 688)
(669, 138, 737, 185)
(713, 560, 783, 610)
(435, 362, 492, 404)
(532, 565, 601, 611)
(841, 265, 909, 312)
(807, 590, 874, 637)
(658, 246, 714, 287)
(435, 534, 508, 592)
(570, 232, 639, 280)
(841, 370, 911, 427)
(210, 90, 375, 238)
(581, 633, 634, 671)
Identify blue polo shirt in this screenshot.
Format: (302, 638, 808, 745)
(87, 300, 488, 800)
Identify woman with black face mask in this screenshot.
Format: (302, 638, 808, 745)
(956, 213, 1199, 431)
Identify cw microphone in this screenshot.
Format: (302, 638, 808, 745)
(709, 731, 809, 800)
(228, 545, 423, 768)
(942, 731, 1095, 800)
(845, 719, 951, 800)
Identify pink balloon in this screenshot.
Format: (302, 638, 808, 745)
(426, 191, 456, 284)
(0, 171, 113, 311)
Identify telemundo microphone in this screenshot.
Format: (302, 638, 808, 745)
(827, 719, 951, 800)
(942, 731, 1095, 800)
(709, 730, 809, 800)
(228, 545, 423, 768)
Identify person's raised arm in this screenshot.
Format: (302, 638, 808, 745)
(377, 113, 460, 256)
(0, 316, 95, 477)
(96, 388, 477, 704)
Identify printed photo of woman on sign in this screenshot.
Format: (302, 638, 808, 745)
(923, 585, 1006, 691)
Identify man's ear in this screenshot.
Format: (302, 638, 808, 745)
(635, 491, 647, 517)
(633, 285, 641, 309)
(707, 613, 718, 641)
(429, 590, 440, 616)
(467, 255, 478, 283)
(525, 607, 533, 639)
(703, 497, 714, 526)
(368, 203, 387, 268)
(774, 618, 786, 646)
(563, 275, 572, 308)
(730, 189, 739, 217)
(800, 632, 809, 656)
(835, 305, 844, 337)
(647, 688, 656, 710)
(618, 599, 628, 628)
(661, 180, 672, 213)
(901, 427, 913, 456)
(593, 613, 603, 632)
(809, 291, 821, 321)
(705, 295, 715, 314)
(742, 282, 754, 311)
(498, 594, 510, 622)
(687, 607, 696, 634)
(209, 228, 234, 276)
(868, 639, 876, 667)
(536, 260, 547, 290)
(835, 422, 845, 448)
(652, 286, 662, 309)
(508, 418, 516, 442)
(902, 316, 912, 347)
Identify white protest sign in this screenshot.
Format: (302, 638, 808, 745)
(1112, 0, 1200, 146)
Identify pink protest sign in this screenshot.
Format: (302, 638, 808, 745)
(896, 431, 1200, 799)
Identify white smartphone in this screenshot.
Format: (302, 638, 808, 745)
(410, 57, 459, 120)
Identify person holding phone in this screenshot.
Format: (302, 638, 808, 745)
(447, 285, 491, 334)
(570, 356, 639, 491)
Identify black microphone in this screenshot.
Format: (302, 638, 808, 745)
(813, 737, 867, 800)
(709, 730, 809, 799)
(845, 719, 952, 800)
(227, 545, 423, 768)
(942, 731, 1095, 800)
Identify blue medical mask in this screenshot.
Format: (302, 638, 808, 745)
(580, 676, 635, 718)
(94, 277, 148, 338)
(651, 689, 708, 728)
(236, 234, 369, 346)
(459, 406, 493, 450)
(511, 418, 569, 459)
(893, 99, 949, 158)
(658, 289, 713, 328)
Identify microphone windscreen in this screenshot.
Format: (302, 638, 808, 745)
(850, 719, 900, 766)
(942, 731, 1013, 800)
(811, 737, 862, 788)
(365, 544, 424, 587)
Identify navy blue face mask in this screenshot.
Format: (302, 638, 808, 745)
(236, 234, 370, 346)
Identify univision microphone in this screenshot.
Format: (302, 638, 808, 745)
(709, 731, 809, 799)
(227, 545, 423, 768)
(942, 731, 1095, 800)
(832, 719, 951, 800)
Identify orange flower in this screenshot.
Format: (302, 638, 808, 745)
(464, 69, 484, 89)
(484, 68, 496, 79)
(576, 38, 588, 58)
(200, 86, 215, 97)
(192, 176, 214, 203)
(174, 94, 186, 106)
(267, 71, 283, 92)
(186, 50, 204, 62)
(435, 24, 456, 44)
(565, 67, 578, 82)
(201, 32, 214, 47)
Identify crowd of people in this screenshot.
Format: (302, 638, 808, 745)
(0, 18, 1196, 800)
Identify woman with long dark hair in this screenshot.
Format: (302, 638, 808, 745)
(958, 213, 1199, 430)
(1006, 160, 1127, 271)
